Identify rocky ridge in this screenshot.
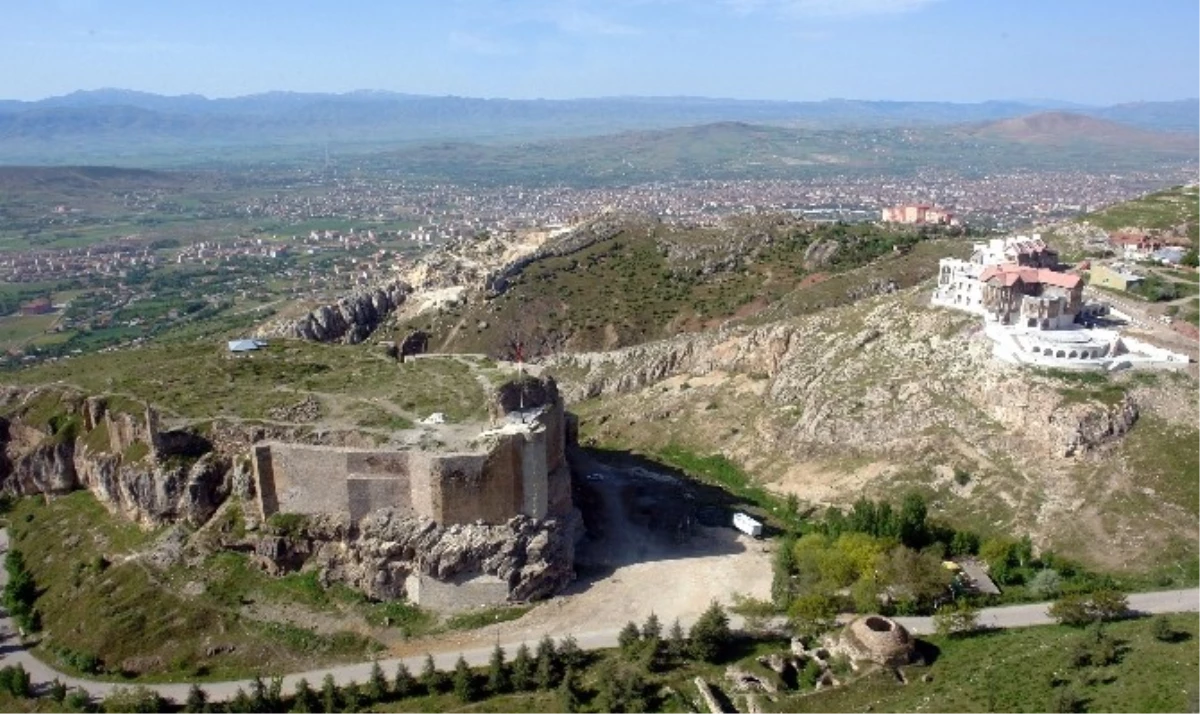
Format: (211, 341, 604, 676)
(257, 280, 411, 344)
(550, 288, 1141, 460)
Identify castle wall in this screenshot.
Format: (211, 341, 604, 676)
(251, 377, 572, 527)
(430, 442, 524, 525)
(404, 573, 510, 611)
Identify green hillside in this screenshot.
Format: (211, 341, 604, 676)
(1086, 184, 1199, 243)
(398, 216, 970, 357)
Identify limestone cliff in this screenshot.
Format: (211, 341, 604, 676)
(257, 280, 411, 344)
(0, 389, 228, 526)
(549, 290, 1140, 460)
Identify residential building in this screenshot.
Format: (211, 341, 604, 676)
(1090, 264, 1144, 292)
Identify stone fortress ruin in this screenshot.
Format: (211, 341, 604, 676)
(250, 372, 579, 610)
(252, 375, 573, 527)
(933, 234, 1190, 370)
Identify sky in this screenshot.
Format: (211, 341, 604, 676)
(2, 0, 1197, 104)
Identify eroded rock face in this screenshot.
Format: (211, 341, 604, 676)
(252, 509, 583, 603)
(257, 280, 411, 344)
(549, 292, 1143, 460)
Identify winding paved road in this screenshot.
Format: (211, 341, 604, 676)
(0, 528, 1195, 705)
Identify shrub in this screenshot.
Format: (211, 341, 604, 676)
(102, 685, 164, 714)
(934, 601, 980, 637)
(1028, 569, 1064, 599)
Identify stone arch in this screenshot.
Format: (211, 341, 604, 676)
(1055, 350, 1066, 359)
(1068, 350, 1078, 359)
(1027, 318, 1037, 328)
(1080, 351, 1090, 359)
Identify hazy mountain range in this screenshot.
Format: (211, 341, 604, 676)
(0, 89, 1195, 166)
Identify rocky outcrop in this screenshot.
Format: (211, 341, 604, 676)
(252, 508, 582, 603)
(257, 280, 411, 344)
(549, 289, 1145, 460)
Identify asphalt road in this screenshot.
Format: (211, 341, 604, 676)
(0, 528, 1196, 705)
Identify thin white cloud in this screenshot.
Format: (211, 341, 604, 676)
(448, 31, 518, 56)
(554, 8, 642, 35)
(723, 0, 943, 19)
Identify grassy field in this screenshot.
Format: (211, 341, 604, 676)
(3, 341, 494, 430)
(4, 492, 383, 682)
(777, 615, 1199, 713)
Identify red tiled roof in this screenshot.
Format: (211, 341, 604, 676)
(979, 263, 1081, 289)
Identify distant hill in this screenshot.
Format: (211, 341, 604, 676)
(0, 91, 1194, 165)
(969, 111, 1197, 149)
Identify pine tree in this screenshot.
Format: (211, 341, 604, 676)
(420, 653, 442, 694)
(487, 643, 508, 695)
(393, 662, 416, 699)
(535, 635, 557, 690)
(342, 681, 363, 713)
(558, 667, 582, 713)
(558, 634, 584, 671)
(320, 674, 339, 713)
(667, 617, 687, 662)
(366, 660, 388, 703)
(689, 600, 731, 663)
(249, 675, 267, 713)
(453, 655, 477, 702)
(291, 678, 316, 713)
(642, 612, 662, 641)
(268, 677, 284, 711)
(183, 683, 207, 713)
(511, 643, 534, 691)
(231, 687, 252, 714)
(49, 679, 68, 704)
(618, 620, 642, 657)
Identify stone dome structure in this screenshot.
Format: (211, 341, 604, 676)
(837, 615, 915, 666)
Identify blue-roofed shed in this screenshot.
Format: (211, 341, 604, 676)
(227, 339, 267, 353)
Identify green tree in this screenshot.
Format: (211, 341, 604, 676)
(183, 683, 207, 713)
(771, 535, 798, 607)
(511, 643, 534, 691)
(291, 679, 316, 714)
(689, 601, 732, 663)
(535, 635, 557, 690)
(558, 667, 583, 713)
(49, 678, 69, 705)
(453, 655, 477, 702)
(393, 663, 416, 699)
(320, 674, 339, 713)
(798, 658, 823, 689)
(487, 643, 508, 695)
(949, 530, 979, 557)
(366, 660, 388, 703)
(249, 675, 267, 712)
(667, 618, 687, 662)
(341, 681, 363, 713)
(420, 654, 443, 694)
(1089, 589, 1129, 622)
(596, 662, 647, 713)
(559, 634, 585, 671)
(618, 620, 642, 657)
(642, 611, 662, 641)
(1028, 569, 1063, 599)
(268, 677, 284, 711)
(65, 688, 92, 712)
(789, 591, 840, 637)
(1049, 594, 1093, 627)
(0, 664, 31, 698)
(897, 492, 928, 548)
